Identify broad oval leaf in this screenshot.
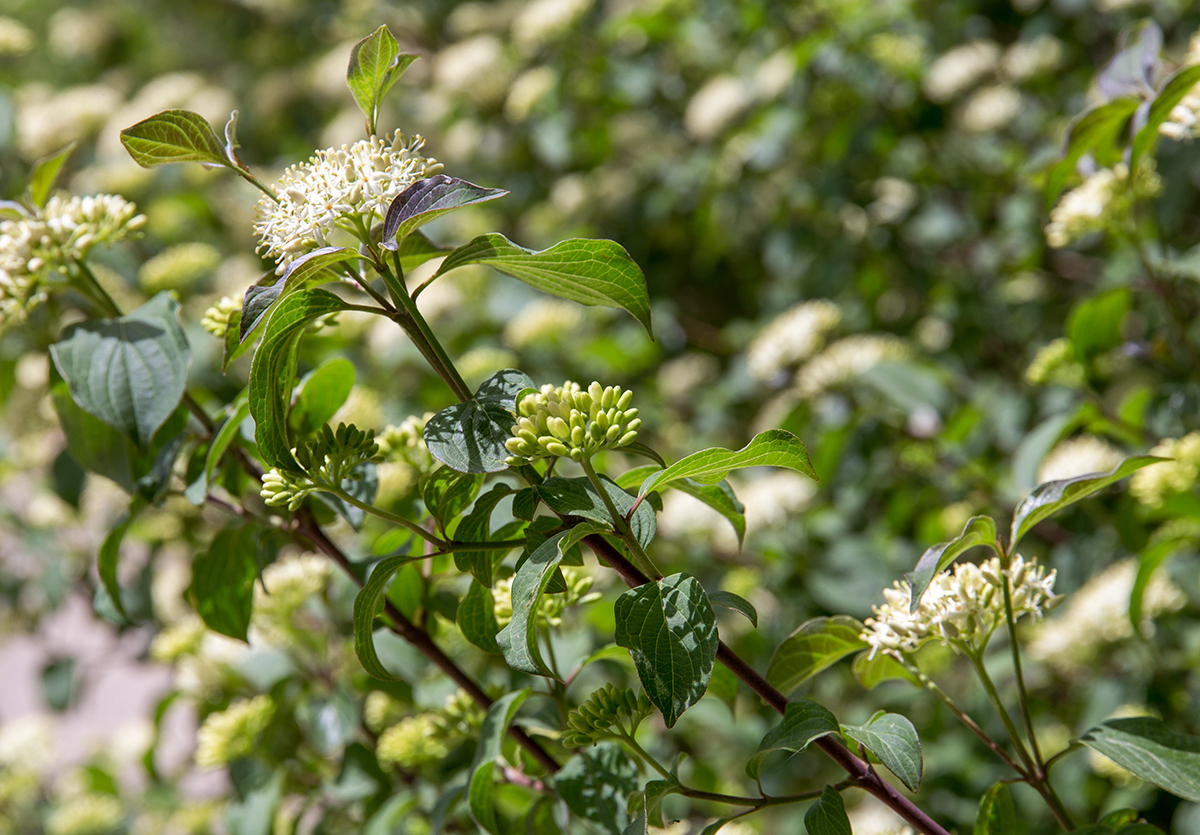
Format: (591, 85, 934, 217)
(346, 25, 417, 136)
(452, 483, 516, 587)
(637, 429, 817, 501)
(289, 357, 356, 436)
(1045, 97, 1141, 205)
(974, 782, 1017, 835)
(189, 525, 270, 642)
(1068, 288, 1130, 365)
(908, 516, 999, 611)
(247, 288, 349, 471)
(842, 711, 922, 792)
(497, 524, 603, 677)
(420, 467, 484, 532)
(745, 700, 840, 780)
(1080, 717, 1200, 802)
(804, 785, 852, 835)
(707, 590, 757, 627)
(1133, 64, 1200, 163)
(352, 554, 417, 680)
(381, 175, 508, 250)
(555, 743, 639, 835)
(50, 293, 192, 447)
(120, 109, 228, 168)
(614, 573, 719, 728)
(1010, 456, 1163, 550)
(432, 233, 653, 337)
(424, 369, 534, 474)
(852, 649, 921, 691)
(538, 475, 656, 550)
(467, 688, 531, 835)
(766, 616, 867, 696)
(458, 578, 500, 653)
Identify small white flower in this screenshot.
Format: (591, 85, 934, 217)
(1002, 35, 1064, 81)
(252, 130, 443, 274)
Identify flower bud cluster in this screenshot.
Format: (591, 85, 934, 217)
(505, 381, 640, 463)
(1130, 433, 1200, 509)
(377, 412, 435, 472)
(194, 695, 275, 769)
(561, 684, 653, 747)
(260, 423, 381, 510)
(200, 295, 240, 338)
(861, 555, 1062, 658)
(374, 690, 483, 769)
(494, 566, 600, 628)
(1025, 337, 1086, 388)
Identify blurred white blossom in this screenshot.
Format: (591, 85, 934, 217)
(46, 793, 123, 835)
(434, 36, 515, 104)
(503, 298, 584, 348)
(1027, 560, 1185, 674)
(1044, 161, 1161, 248)
(0, 16, 33, 56)
(923, 40, 1000, 103)
(194, 695, 275, 768)
(959, 85, 1023, 133)
(869, 178, 919, 225)
(1130, 433, 1200, 508)
(849, 795, 917, 835)
(505, 66, 558, 121)
(1037, 435, 1124, 484)
(685, 76, 752, 140)
(747, 300, 841, 384)
(1002, 35, 1064, 81)
(795, 335, 911, 398)
(512, 0, 592, 53)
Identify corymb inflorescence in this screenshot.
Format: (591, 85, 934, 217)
(505, 381, 641, 463)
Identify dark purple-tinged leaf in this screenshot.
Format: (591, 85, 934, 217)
(380, 176, 508, 250)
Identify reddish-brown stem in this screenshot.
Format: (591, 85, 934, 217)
(293, 510, 562, 775)
(581, 535, 951, 835)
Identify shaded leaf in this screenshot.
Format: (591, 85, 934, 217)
(1046, 98, 1141, 205)
(424, 369, 534, 474)
(974, 782, 1018, 835)
(637, 429, 817, 501)
(433, 233, 653, 337)
(614, 573, 718, 727)
(186, 398, 249, 505)
(1068, 288, 1130, 365)
(120, 109, 228, 168)
(353, 555, 417, 680)
(555, 743, 639, 835)
(618, 465, 745, 547)
(538, 475, 656, 550)
(1010, 456, 1162, 550)
(842, 712, 922, 791)
(452, 483, 515, 587)
(50, 293, 191, 447)
(381, 175, 508, 250)
(97, 500, 146, 623)
(189, 525, 265, 641)
(745, 700, 840, 780)
(707, 590, 757, 627)
(247, 289, 349, 471)
(852, 650, 921, 690)
(804, 785, 852, 835)
(766, 616, 867, 696)
(1081, 717, 1200, 802)
(467, 689, 531, 835)
(908, 516, 998, 611)
(458, 579, 500, 653)
(290, 358, 355, 436)
(1133, 63, 1200, 163)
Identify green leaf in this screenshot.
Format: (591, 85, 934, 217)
(459, 578, 501, 652)
(617, 465, 745, 547)
(420, 467, 483, 532)
(189, 525, 265, 641)
(614, 573, 718, 728)
(186, 398, 250, 505)
(29, 142, 75, 207)
(706, 663, 739, 712)
(424, 369, 534, 474)
(1010, 456, 1162, 550)
(908, 516, 999, 611)
(766, 616, 867, 696)
(247, 288, 349, 471)
(842, 711, 922, 791)
(353, 554, 417, 680)
(1132, 526, 1198, 628)
(120, 109, 229, 168)
(538, 475, 656, 550)
(398, 230, 453, 272)
(745, 700, 839, 780)
(233, 247, 362, 364)
(1100, 810, 1141, 829)
(804, 785, 852, 835)
(974, 782, 1018, 835)
(1080, 717, 1200, 802)
(452, 483, 515, 587)
(381, 175, 508, 250)
(227, 768, 284, 835)
(852, 650, 921, 690)
(1133, 63, 1200, 164)
(497, 525, 603, 677)
(51, 373, 137, 492)
(635, 771, 681, 829)
(637, 429, 817, 501)
(97, 500, 146, 623)
(1045, 98, 1141, 205)
(289, 358, 355, 436)
(50, 293, 192, 447)
(1068, 288, 1130, 365)
(707, 590, 757, 627)
(555, 742, 639, 835)
(345, 25, 418, 136)
(432, 233, 653, 337)
(467, 688, 531, 835)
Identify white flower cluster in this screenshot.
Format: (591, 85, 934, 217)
(253, 130, 444, 274)
(1027, 559, 1185, 674)
(194, 694, 275, 768)
(861, 555, 1062, 658)
(503, 298, 585, 348)
(1036, 435, 1124, 484)
(0, 194, 145, 322)
(795, 335, 912, 398)
(746, 300, 841, 384)
(45, 793, 123, 835)
(505, 381, 640, 462)
(1044, 161, 1162, 248)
